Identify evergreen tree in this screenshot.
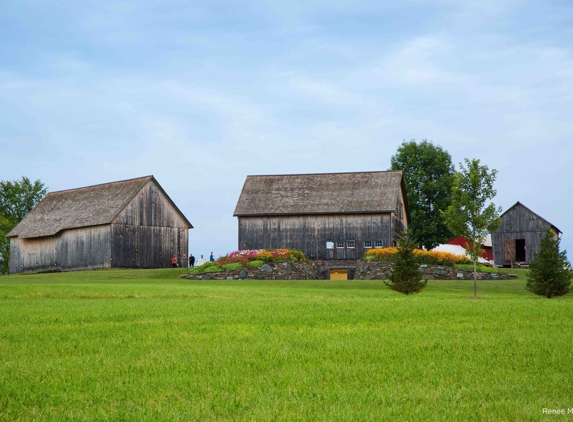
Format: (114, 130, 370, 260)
(526, 229, 572, 298)
(385, 231, 427, 295)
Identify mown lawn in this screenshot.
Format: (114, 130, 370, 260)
(0, 268, 572, 421)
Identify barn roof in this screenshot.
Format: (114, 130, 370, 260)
(500, 201, 562, 234)
(233, 171, 409, 218)
(7, 176, 192, 239)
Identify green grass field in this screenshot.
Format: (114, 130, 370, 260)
(1, 269, 572, 421)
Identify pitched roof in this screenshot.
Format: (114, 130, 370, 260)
(233, 171, 409, 217)
(500, 201, 562, 234)
(7, 176, 192, 239)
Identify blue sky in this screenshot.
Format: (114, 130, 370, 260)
(1, 0, 573, 258)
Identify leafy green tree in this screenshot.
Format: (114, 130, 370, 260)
(526, 230, 572, 298)
(390, 139, 455, 250)
(0, 177, 47, 275)
(385, 230, 427, 295)
(442, 159, 502, 297)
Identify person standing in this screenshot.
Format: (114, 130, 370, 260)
(209, 252, 215, 262)
(182, 253, 187, 268)
(171, 255, 177, 268)
(189, 254, 195, 267)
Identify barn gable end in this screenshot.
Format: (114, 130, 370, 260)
(112, 178, 192, 228)
(110, 178, 191, 268)
(492, 201, 561, 266)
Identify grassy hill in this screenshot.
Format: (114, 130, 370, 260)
(1, 269, 571, 421)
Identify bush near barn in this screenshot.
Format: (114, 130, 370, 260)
(365, 247, 471, 266)
(189, 249, 306, 274)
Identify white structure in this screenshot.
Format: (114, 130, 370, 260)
(431, 244, 491, 265)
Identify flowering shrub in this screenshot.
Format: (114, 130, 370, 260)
(365, 247, 470, 266)
(216, 248, 307, 266)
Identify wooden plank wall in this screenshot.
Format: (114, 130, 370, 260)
(9, 225, 112, 274)
(110, 225, 187, 268)
(492, 204, 552, 265)
(111, 180, 189, 268)
(392, 194, 408, 246)
(114, 180, 189, 228)
(238, 214, 396, 260)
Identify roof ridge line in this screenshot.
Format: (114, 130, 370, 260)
(245, 170, 402, 178)
(46, 175, 153, 195)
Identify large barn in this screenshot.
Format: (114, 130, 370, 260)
(492, 201, 561, 266)
(233, 171, 410, 260)
(7, 176, 192, 274)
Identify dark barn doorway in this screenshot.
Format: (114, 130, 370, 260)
(515, 239, 526, 262)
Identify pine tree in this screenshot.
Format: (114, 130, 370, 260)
(526, 229, 572, 298)
(385, 231, 427, 295)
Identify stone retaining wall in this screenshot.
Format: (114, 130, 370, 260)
(182, 260, 513, 281)
(355, 260, 512, 280)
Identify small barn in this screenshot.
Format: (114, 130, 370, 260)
(7, 176, 192, 274)
(233, 171, 410, 260)
(492, 201, 561, 266)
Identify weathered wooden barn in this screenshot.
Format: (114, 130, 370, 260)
(233, 171, 410, 260)
(492, 201, 561, 266)
(7, 176, 192, 274)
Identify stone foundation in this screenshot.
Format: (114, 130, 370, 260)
(181, 260, 513, 281)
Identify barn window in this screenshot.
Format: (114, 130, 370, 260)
(326, 241, 334, 249)
(374, 240, 383, 248)
(336, 241, 345, 249)
(364, 240, 372, 248)
(346, 240, 355, 249)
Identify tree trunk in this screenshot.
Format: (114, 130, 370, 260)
(473, 237, 477, 297)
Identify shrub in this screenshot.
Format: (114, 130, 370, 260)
(217, 255, 250, 267)
(222, 262, 243, 271)
(384, 231, 427, 295)
(526, 230, 572, 298)
(247, 260, 264, 268)
(365, 247, 398, 261)
(255, 251, 274, 262)
(188, 262, 225, 274)
(365, 247, 470, 266)
(288, 249, 306, 261)
(217, 249, 306, 265)
(455, 264, 498, 274)
(202, 265, 225, 273)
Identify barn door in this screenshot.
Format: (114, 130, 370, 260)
(504, 239, 515, 263)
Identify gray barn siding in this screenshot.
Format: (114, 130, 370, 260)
(110, 225, 187, 268)
(238, 214, 394, 259)
(113, 180, 189, 229)
(109, 180, 190, 268)
(9, 225, 112, 274)
(492, 203, 556, 265)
